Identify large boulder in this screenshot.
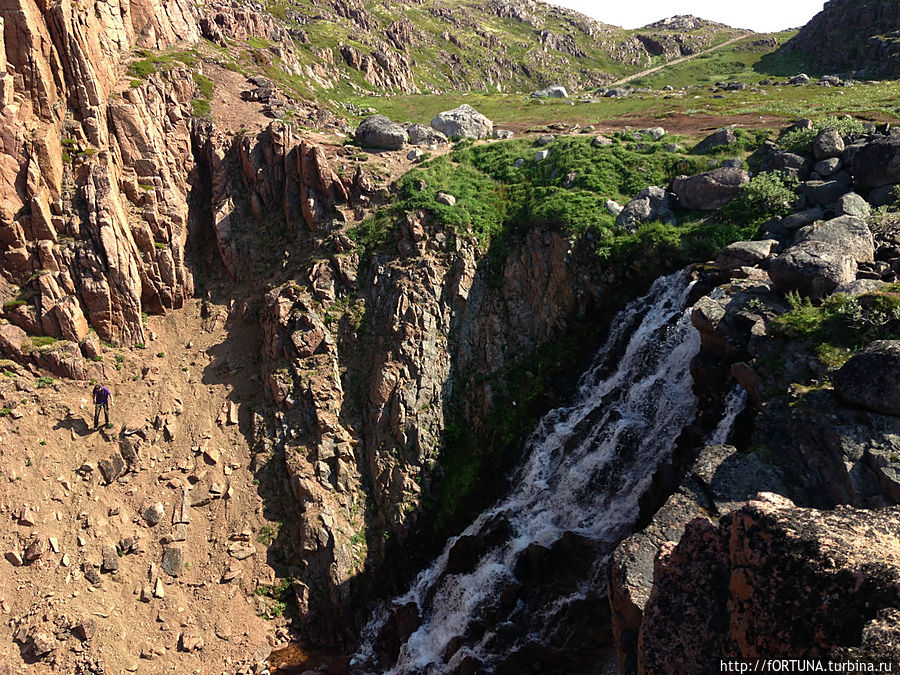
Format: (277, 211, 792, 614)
(798, 179, 850, 206)
(406, 123, 447, 146)
(813, 127, 845, 160)
(835, 192, 871, 218)
(671, 167, 750, 210)
(355, 115, 407, 150)
(768, 239, 857, 299)
(430, 104, 493, 140)
(638, 495, 900, 671)
(834, 341, 900, 416)
(844, 136, 900, 190)
(692, 127, 737, 155)
(615, 186, 676, 232)
(796, 215, 875, 263)
(530, 85, 568, 99)
(715, 239, 779, 273)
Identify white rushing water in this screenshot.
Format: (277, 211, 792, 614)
(356, 270, 707, 673)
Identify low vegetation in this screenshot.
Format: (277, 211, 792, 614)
(772, 287, 900, 369)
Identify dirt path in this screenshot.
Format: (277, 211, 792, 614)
(607, 35, 748, 87)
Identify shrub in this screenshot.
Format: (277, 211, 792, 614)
(778, 116, 866, 154)
(721, 170, 798, 228)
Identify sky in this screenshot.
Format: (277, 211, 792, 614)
(549, 0, 826, 33)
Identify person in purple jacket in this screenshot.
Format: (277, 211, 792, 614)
(92, 384, 112, 429)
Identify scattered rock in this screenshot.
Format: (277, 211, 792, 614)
(430, 104, 493, 139)
(101, 544, 119, 573)
(715, 239, 779, 273)
(835, 341, 900, 416)
(592, 135, 613, 147)
(638, 127, 666, 141)
(29, 631, 56, 658)
(5, 551, 23, 566)
(789, 73, 811, 85)
(406, 149, 424, 161)
(535, 134, 555, 147)
(179, 632, 204, 652)
(153, 577, 165, 599)
(436, 192, 456, 206)
(615, 186, 676, 232)
(534, 149, 550, 162)
(605, 200, 623, 216)
(143, 502, 164, 527)
(98, 454, 125, 484)
(24, 537, 46, 563)
(355, 115, 408, 150)
(73, 618, 96, 641)
(493, 129, 513, 140)
(161, 547, 184, 577)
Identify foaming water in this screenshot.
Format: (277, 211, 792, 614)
(356, 270, 717, 673)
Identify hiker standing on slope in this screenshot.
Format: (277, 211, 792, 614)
(93, 383, 112, 429)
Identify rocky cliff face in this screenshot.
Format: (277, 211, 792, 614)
(608, 123, 900, 672)
(781, 0, 900, 78)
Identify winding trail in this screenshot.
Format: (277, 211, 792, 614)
(608, 34, 750, 87)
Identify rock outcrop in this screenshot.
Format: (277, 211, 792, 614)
(780, 0, 900, 78)
(639, 496, 900, 670)
(671, 167, 749, 210)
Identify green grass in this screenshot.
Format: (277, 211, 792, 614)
(127, 49, 200, 80)
(344, 78, 900, 133)
(29, 336, 58, 349)
(771, 287, 900, 369)
(777, 116, 867, 154)
(191, 98, 212, 119)
(36, 376, 55, 388)
(192, 72, 215, 99)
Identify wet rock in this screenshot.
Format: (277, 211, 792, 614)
(671, 167, 750, 210)
(375, 602, 421, 664)
(834, 341, 900, 416)
(355, 115, 408, 150)
(768, 240, 857, 299)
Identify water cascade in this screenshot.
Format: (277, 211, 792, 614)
(357, 270, 730, 672)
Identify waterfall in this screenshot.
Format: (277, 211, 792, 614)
(356, 270, 708, 673)
(707, 385, 748, 447)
